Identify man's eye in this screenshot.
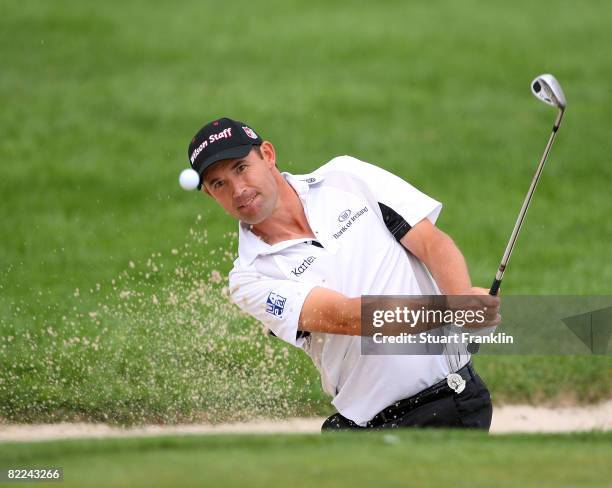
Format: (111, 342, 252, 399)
(237, 164, 247, 173)
(213, 181, 224, 190)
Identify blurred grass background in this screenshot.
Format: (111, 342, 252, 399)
(1, 431, 611, 487)
(1, 0, 611, 423)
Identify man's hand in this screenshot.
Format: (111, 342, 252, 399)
(446, 286, 501, 329)
(461, 287, 493, 296)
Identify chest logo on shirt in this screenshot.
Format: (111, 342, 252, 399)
(291, 256, 317, 277)
(338, 209, 351, 222)
(333, 206, 369, 239)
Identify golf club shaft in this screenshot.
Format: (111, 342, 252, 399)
(489, 109, 565, 296)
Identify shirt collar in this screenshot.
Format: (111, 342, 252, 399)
(236, 171, 324, 266)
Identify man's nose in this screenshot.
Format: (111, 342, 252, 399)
(231, 180, 247, 199)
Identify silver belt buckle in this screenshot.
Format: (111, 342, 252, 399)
(446, 373, 466, 394)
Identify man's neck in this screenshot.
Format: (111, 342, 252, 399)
(250, 176, 315, 245)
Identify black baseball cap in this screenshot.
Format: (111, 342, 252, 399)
(187, 117, 263, 187)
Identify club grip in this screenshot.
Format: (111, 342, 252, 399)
(489, 278, 502, 296)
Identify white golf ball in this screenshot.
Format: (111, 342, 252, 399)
(179, 168, 200, 191)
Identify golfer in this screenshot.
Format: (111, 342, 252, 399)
(186, 117, 501, 431)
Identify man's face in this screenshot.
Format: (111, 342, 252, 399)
(202, 142, 279, 225)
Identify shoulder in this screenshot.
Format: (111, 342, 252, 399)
(314, 155, 373, 175)
(288, 156, 389, 183)
(283, 156, 370, 191)
(286, 155, 384, 185)
(228, 258, 254, 284)
(311, 155, 397, 184)
(229, 255, 284, 288)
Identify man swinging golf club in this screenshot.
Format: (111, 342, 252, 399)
(179, 74, 565, 430)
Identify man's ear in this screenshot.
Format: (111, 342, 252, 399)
(260, 141, 276, 168)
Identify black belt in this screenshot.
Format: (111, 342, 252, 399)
(367, 361, 477, 427)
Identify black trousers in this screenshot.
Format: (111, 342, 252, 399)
(321, 370, 493, 431)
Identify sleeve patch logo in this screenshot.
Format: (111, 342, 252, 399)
(266, 292, 287, 317)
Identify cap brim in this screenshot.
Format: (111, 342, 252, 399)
(195, 144, 254, 176)
(195, 144, 256, 190)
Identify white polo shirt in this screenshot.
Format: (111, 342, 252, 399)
(228, 155, 470, 426)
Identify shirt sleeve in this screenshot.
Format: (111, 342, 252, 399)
(318, 155, 443, 240)
(228, 267, 317, 348)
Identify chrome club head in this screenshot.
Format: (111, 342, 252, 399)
(531, 74, 566, 110)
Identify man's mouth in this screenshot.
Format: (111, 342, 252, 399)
(237, 194, 257, 210)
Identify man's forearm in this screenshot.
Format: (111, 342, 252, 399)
(300, 289, 450, 336)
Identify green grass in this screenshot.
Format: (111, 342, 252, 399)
(1, 431, 611, 487)
(1, 0, 611, 423)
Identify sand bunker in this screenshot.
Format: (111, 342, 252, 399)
(1, 401, 610, 442)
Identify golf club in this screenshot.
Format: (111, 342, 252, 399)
(489, 74, 567, 296)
